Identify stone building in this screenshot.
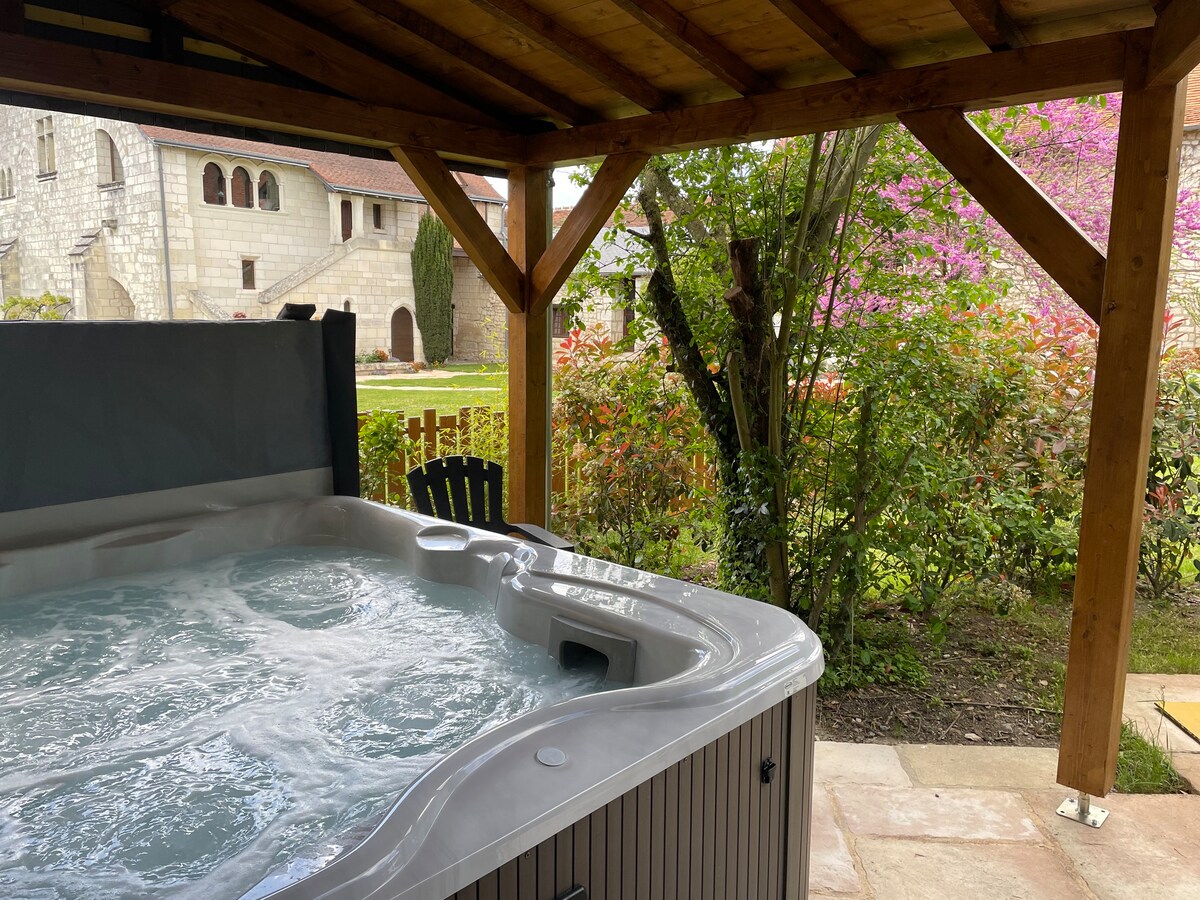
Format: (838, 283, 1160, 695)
(548, 205, 649, 345)
(0, 106, 508, 360)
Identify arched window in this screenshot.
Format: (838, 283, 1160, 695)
(257, 170, 280, 211)
(203, 163, 226, 205)
(343, 299, 351, 313)
(96, 130, 123, 185)
(230, 166, 253, 208)
(0, 168, 12, 199)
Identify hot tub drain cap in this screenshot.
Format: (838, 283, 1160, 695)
(536, 747, 567, 767)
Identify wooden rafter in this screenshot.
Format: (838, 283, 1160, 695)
(468, 0, 672, 112)
(163, 0, 500, 127)
(345, 0, 597, 125)
(1058, 48, 1186, 797)
(0, 0, 22, 33)
(0, 33, 524, 164)
(902, 108, 1104, 322)
(391, 147, 524, 313)
(525, 31, 1130, 165)
(607, 0, 769, 95)
(947, 0, 1029, 50)
(529, 152, 649, 315)
(1147, 0, 1200, 89)
(766, 0, 885, 75)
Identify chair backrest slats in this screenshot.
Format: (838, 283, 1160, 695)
(404, 455, 571, 551)
(465, 455, 488, 528)
(423, 457, 455, 521)
(485, 459, 505, 530)
(444, 455, 470, 525)
(408, 466, 434, 517)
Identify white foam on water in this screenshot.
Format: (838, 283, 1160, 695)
(0, 546, 608, 899)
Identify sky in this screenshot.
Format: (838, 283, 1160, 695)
(485, 165, 589, 210)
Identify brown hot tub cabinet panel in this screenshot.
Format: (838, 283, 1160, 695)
(448, 688, 816, 900)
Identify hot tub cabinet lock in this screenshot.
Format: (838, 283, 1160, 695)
(761, 757, 777, 784)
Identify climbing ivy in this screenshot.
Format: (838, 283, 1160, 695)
(411, 212, 454, 364)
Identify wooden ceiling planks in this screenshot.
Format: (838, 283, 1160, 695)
(0, 0, 1166, 168)
(287, 0, 588, 123)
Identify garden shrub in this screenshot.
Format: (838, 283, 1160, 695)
(552, 326, 713, 575)
(412, 213, 453, 365)
(358, 411, 417, 506)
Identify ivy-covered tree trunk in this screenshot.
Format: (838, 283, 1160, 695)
(411, 212, 454, 364)
(635, 130, 882, 614)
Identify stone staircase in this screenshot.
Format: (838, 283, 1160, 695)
(257, 240, 359, 307)
(189, 290, 232, 320)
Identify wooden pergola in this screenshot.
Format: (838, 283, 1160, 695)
(4, 0, 1197, 799)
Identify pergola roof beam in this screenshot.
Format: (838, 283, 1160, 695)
(346, 0, 597, 125)
(766, 0, 886, 75)
(524, 31, 1130, 165)
(0, 32, 525, 164)
(903, 108, 1105, 322)
(163, 0, 502, 127)
(529, 151, 649, 315)
(607, 0, 770, 96)
(468, 0, 672, 112)
(1146, 0, 1200, 89)
(948, 0, 1029, 51)
(392, 146, 525, 313)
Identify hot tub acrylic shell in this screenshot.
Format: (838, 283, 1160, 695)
(0, 497, 824, 900)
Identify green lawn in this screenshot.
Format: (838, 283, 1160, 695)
(442, 362, 507, 373)
(356, 386, 504, 415)
(365, 374, 504, 389)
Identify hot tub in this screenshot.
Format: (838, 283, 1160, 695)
(0, 496, 823, 900)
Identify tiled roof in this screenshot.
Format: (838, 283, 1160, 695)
(552, 205, 658, 231)
(138, 126, 502, 202)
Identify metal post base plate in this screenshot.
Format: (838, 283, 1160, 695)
(1056, 796, 1109, 828)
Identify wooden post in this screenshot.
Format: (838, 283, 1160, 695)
(507, 165, 553, 526)
(1056, 45, 1186, 796)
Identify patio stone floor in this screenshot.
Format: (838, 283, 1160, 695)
(810, 678, 1200, 899)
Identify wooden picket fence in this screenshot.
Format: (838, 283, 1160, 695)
(357, 408, 712, 508)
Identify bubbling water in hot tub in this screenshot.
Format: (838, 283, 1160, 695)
(0, 546, 610, 899)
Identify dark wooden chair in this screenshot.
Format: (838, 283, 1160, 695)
(406, 455, 574, 551)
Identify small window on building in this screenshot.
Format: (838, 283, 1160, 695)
(372, 203, 383, 230)
(0, 168, 13, 199)
(343, 299, 351, 313)
(230, 166, 253, 209)
(258, 170, 280, 211)
(241, 258, 256, 290)
(341, 198, 353, 242)
(35, 116, 55, 176)
(96, 130, 123, 185)
(552, 304, 568, 339)
(203, 163, 226, 205)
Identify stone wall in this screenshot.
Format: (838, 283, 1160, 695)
(0, 107, 166, 319)
(0, 107, 509, 359)
(1170, 129, 1200, 347)
(451, 256, 509, 362)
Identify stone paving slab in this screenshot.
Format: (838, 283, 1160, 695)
(898, 744, 1061, 789)
(1170, 750, 1200, 789)
(814, 741, 912, 787)
(1123, 674, 1200, 754)
(854, 838, 1092, 899)
(809, 785, 861, 895)
(834, 785, 1041, 841)
(1030, 789, 1200, 899)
